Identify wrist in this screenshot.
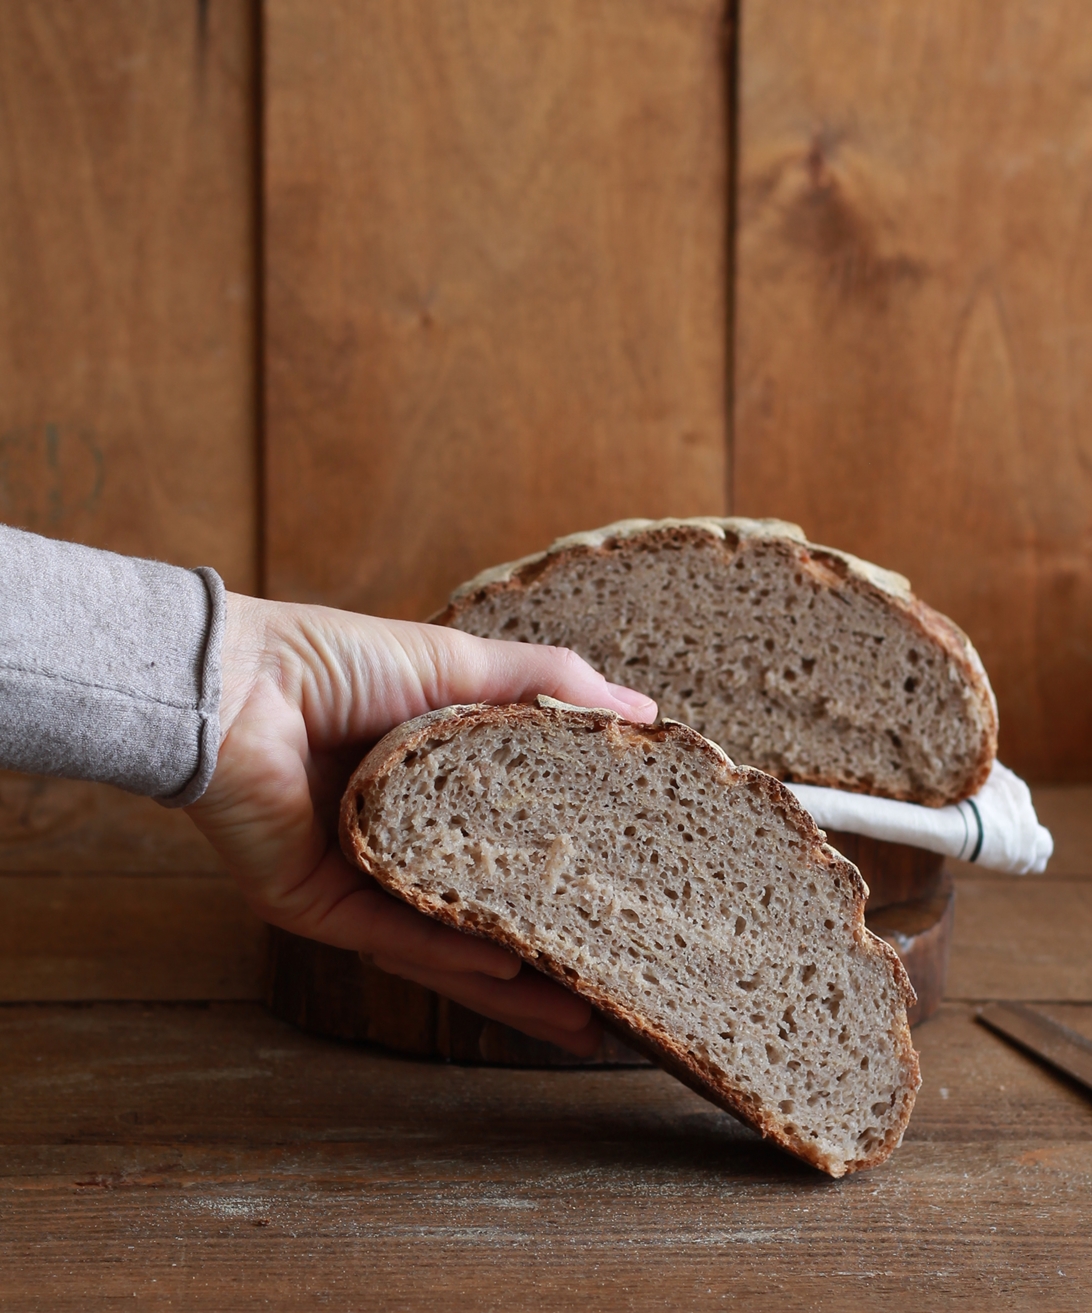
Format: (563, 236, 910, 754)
(219, 592, 277, 743)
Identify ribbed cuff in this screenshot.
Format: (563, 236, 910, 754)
(0, 524, 227, 805)
(157, 565, 225, 808)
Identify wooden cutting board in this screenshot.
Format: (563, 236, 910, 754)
(265, 833, 953, 1062)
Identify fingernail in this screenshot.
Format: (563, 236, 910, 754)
(606, 683, 658, 721)
(484, 953, 522, 980)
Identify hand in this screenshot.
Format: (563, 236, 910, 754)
(186, 594, 657, 1055)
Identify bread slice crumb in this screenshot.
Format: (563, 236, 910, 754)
(340, 699, 921, 1176)
(434, 517, 998, 807)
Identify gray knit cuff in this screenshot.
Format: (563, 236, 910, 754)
(0, 525, 226, 806)
(159, 565, 224, 808)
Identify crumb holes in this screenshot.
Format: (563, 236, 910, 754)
(904, 676, 917, 693)
(440, 890, 460, 904)
(674, 933, 687, 948)
(801, 963, 817, 983)
(778, 1100, 794, 1114)
(824, 918, 835, 930)
(734, 916, 746, 935)
(801, 657, 816, 675)
(623, 825, 637, 837)
(871, 1103, 890, 1118)
(860, 1056, 870, 1070)
(502, 616, 519, 631)
(761, 886, 773, 908)
(433, 775, 448, 793)
(764, 637, 775, 652)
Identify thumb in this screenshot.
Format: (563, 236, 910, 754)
(385, 620, 658, 727)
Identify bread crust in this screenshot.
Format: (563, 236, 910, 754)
(431, 518, 998, 806)
(340, 699, 921, 1177)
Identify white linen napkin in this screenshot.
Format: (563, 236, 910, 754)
(785, 762, 1053, 876)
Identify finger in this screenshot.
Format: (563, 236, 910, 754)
(373, 957, 604, 1057)
(260, 852, 522, 979)
(372, 955, 592, 1031)
(328, 621, 657, 742)
(416, 628, 658, 724)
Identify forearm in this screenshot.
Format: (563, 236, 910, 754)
(0, 524, 223, 806)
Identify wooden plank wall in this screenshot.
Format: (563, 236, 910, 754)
(0, 0, 261, 983)
(4, 0, 1092, 1012)
(734, 0, 1092, 781)
(264, 0, 731, 621)
(0, 0, 258, 588)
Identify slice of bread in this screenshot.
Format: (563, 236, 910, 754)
(433, 517, 998, 807)
(340, 697, 920, 1176)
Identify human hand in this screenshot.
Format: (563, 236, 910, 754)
(185, 594, 657, 1055)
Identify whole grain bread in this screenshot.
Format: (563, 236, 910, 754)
(433, 517, 998, 807)
(340, 697, 920, 1177)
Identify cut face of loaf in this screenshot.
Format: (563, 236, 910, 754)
(433, 517, 998, 807)
(340, 698, 920, 1177)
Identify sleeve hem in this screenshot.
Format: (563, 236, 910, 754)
(157, 566, 225, 809)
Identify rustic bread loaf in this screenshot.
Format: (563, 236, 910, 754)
(433, 517, 998, 807)
(340, 697, 920, 1176)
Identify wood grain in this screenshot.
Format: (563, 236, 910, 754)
(1, 1002, 1091, 1309)
(264, 0, 730, 619)
(734, 0, 1092, 781)
(947, 876, 1092, 1001)
(0, 1, 258, 870)
(0, 874, 264, 1001)
(0, 770, 225, 873)
(1033, 786, 1092, 878)
(0, 0, 258, 589)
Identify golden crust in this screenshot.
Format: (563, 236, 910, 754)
(339, 700, 921, 1178)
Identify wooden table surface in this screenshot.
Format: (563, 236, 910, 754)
(2, 779, 1091, 1310)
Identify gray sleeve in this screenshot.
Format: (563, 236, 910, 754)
(0, 524, 224, 807)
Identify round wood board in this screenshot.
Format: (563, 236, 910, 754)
(265, 834, 954, 1063)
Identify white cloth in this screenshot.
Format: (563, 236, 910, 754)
(785, 762, 1053, 876)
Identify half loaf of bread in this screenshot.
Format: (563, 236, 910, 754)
(340, 697, 920, 1176)
(433, 517, 998, 807)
